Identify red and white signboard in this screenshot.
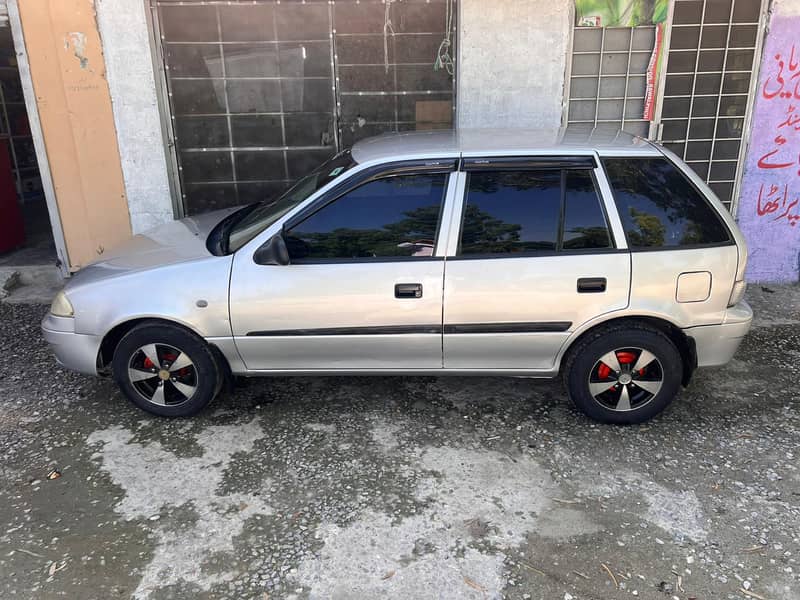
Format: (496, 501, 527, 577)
(643, 23, 664, 121)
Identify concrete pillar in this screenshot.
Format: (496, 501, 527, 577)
(457, 0, 572, 129)
(14, 0, 131, 271)
(96, 0, 174, 234)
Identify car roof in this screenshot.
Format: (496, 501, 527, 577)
(350, 125, 662, 164)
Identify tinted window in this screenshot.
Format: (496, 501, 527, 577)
(225, 151, 356, 253)
(603, 157, 730, 248)
(285, 173, 446, 260)
(563, 170, 612, 250)
(459, 169, 611, 255)
(460, 171, 561, 255)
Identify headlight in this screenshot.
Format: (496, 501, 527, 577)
(50, 290, 74, 317)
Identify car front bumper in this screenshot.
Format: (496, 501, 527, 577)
(41, 313, 101, 376)
(685, 300, 753, 368)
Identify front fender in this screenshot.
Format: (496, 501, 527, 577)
(67, 255, 234, 340)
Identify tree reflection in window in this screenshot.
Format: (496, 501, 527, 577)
(627, 208, 666, 247)
(285, 174, 446, 260)
(459, 204, 524, 253)
(563, 170, 612, 250)
(459, 169, 611, 255)
(603, 158, 730, 248)
(461, 171, 561, 254)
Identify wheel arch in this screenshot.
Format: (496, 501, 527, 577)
(558, 315, 697, 386)
(97, 317, 232, 381)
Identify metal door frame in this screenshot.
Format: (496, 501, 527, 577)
(6, 0, 70, 275)
(731, 0, 770, 217)
(145, 1, 185, 219)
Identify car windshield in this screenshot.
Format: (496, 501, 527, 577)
(225, 151, 356, 253)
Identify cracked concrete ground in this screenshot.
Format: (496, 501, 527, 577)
(0, 286, 798, 600)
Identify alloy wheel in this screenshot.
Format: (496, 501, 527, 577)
(588, 347, 664, 412)
(127, 343, 198, 406)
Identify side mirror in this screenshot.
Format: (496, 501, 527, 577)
(253, 232, 290, 266)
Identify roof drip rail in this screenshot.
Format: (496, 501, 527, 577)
(462, 156, 597, 170)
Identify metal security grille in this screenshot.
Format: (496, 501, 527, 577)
(334, 0, 455, 147)
(151, 0, 455, 216)
(659, 0, 766, 211)
(568, 26, 657, 137)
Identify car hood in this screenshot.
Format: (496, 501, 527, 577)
(66, 207, 239, 289)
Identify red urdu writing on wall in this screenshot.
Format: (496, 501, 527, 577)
(756, 45, 800, 227)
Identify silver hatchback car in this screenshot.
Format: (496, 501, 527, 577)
(42, 127, 752, 423)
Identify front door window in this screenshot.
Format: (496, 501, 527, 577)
(285, 173, 448, 261)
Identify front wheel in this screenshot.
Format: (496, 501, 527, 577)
(563, 324, 683, 424)
(112, 322, 220, 417)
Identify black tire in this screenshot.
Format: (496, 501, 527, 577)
(112, 322, 219, 417)
(562, 323, 683, 424)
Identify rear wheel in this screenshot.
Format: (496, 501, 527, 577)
(563, 324, 683, 424)
(112, 323, 219, 417)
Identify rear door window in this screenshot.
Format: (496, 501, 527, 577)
(460, 171, 562, 254)
(563, 170, 612, 250)
(602, 157, 731, 248)
(458, 168, 612, 256)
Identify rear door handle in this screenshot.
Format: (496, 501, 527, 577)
(395, 283, 423, 299)
(577, 277, 607, 293)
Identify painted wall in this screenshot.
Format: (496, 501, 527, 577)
(458, 0, 571, 129)
(95, 0, 174, 234)
(738, 0, 800, 282)
(16, 0, 131, 270)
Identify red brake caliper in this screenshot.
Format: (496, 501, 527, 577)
(144, 352, 177, 370)
(161, 352, 190, 377)
(598, 351, 645, 381)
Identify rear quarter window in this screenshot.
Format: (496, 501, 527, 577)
(602, 157, 731, 248)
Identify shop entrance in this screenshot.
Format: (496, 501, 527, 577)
(0, 22, 56, 269)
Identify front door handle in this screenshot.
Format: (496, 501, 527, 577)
(395, 283, 423, 299)
(577, 277, 607, 293)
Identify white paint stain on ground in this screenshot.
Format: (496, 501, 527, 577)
(590, 473, 708, 543)
(303, 422, 337, 435)
(302, 512, 505, 599)
(638, 480, 708, 542)
(88, 419, 271, 598)
(416, 446, 552, 546)
(294, 446, 556, 599)
(369, 418, 401, 452)
(535, 507, 604, 539)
